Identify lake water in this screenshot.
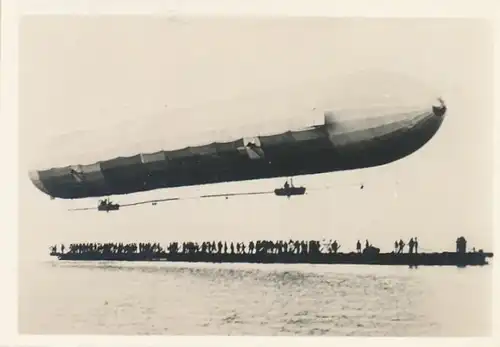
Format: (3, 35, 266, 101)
(18, 260, 492, 336)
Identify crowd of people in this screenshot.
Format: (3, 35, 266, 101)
(49, 237, 429, 256)
(49, 242, 164, 255)
(392, 238, 419, 254)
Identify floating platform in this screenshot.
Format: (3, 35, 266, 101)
(49, 251, 493, 267)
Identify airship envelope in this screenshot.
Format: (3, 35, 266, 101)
(29, 71, 447, 199)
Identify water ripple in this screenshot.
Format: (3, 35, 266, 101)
(19, 261, 492, 336)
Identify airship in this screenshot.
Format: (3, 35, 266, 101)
(28, 98, 447, 207)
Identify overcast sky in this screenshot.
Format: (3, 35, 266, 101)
(18, 17, 493, 261)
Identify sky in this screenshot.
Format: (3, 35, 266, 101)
(18, 16, 493, 261)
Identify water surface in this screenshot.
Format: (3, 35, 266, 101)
(19, 260, 492, 336)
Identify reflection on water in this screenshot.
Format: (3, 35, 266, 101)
(19, 261, 491, 336)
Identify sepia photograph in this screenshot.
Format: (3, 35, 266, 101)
(18, 15, 493, 336)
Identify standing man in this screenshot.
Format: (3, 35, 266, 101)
(398, 239, 405, 254)
(408, 238, 415, 254)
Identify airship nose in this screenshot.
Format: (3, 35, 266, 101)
(432, 97, 447, 117)
(28, 170, 49, 195)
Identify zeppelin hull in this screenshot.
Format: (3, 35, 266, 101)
(30, 102, 446, 199)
